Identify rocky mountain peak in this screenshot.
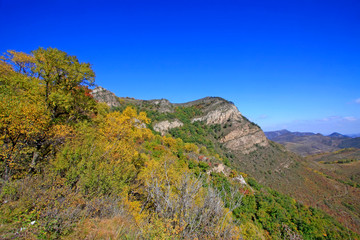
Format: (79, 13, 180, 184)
(91, 86, 121, 108)
(180, 96, 268, 154)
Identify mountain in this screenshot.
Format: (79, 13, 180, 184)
(90, 86, 121, 108)
(2, 49, 359, 239)
(339, 137, 360, 149)
(263, 129, 290, 139)
(328, 132, 349, 138)
(265, 129, 316, 139)
(91, 87, 360, 234)
(92, 87, 269, 154)
(265, 129, 357, 156)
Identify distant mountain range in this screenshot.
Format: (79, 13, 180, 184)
(348, 133, 360, 138)
(265, 129, 360, 156)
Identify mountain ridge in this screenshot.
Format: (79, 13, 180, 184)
(2, 48, 359, 239)
(265, 129, 359, 156)
(91, 86, 268, 154)
(90, 86, 360, 234)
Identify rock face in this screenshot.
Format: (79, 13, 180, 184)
(220, 121, 268, 154)
(153, 119, 183, 135)
(147, 99, 174, 113)
(192, 104, 241, 125)
(233, 175, 247, 185)
(184, 97, 268, 154)
(91, 87, 120, 108)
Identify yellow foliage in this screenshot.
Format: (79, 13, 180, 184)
(100, 107, 152, 142)
(240, 222, 265, 240)
(0, 67, 50, 178)
(5, 50, 35, 74)
(240, 172, 248, 178)
(163, 135, 178, 149)
(184, 142, 199, 153)
(52, 106, 155, 195)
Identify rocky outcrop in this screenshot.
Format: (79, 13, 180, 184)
(233, 175, 247, 185)
(192, 104, 241, 125)
(220, 122, 268, 154)
(207, 163, 227, 175)
(153, 119, 183, 135)
(185, 97, 268, 154)
(91, 87, 268, 154)
(91, 86, 120, 108)
(147, 99, 174, 113)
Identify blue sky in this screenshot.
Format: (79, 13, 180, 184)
(1, 0, 359, 134)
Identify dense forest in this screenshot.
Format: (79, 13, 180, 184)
(1, 48, 359, 239)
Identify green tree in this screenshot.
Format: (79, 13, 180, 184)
(32, 47, 96, 122)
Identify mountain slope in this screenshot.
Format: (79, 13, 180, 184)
(91, 87, 269, 155)
(265, 129, 357, 156)
(91, 87, 360, 234)
(339, 137, 360, 149)
(2, 49, 359, 239)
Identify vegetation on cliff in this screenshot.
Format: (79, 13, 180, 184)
(0, 48, 359, 239)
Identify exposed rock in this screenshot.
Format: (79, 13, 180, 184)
(207, 163, 229, 176)
(186, 97, 268, 154)
(233, 175, 247, 185)
(91, 88, 268, 155)
(148, 99, 174, 113)
(192, 104, 241, 125)
(91, 86, 121, 108)
(153, 119, 183, 135)
(220, 122, 269, 154)
(210, 163, 225, 174)
(134, 118, 147, 129)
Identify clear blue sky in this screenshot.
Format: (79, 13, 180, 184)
(1, 0, 359, 134)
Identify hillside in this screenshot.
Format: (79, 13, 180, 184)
(1, 49, 359, 239)
(265, 129, 359, 156)
(304, 148, 360, 231)
(339, 137, 360, 149)
(92, 87, 360, 235)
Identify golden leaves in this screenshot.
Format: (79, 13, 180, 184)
(3, 50, 36, 75)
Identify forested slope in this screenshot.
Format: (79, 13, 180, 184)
(0, 48, 358, 239)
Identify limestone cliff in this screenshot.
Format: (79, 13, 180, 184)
(184, 97, 268, 154)
(153, 119, 183, 135)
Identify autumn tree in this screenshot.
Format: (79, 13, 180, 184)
(0, 55, 49, 179)
(0, 48, 97, 180)
(31, 47, 96, 122)
(53, 106, 153, 195)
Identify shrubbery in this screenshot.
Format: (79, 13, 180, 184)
(1, 48, 359, 239)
